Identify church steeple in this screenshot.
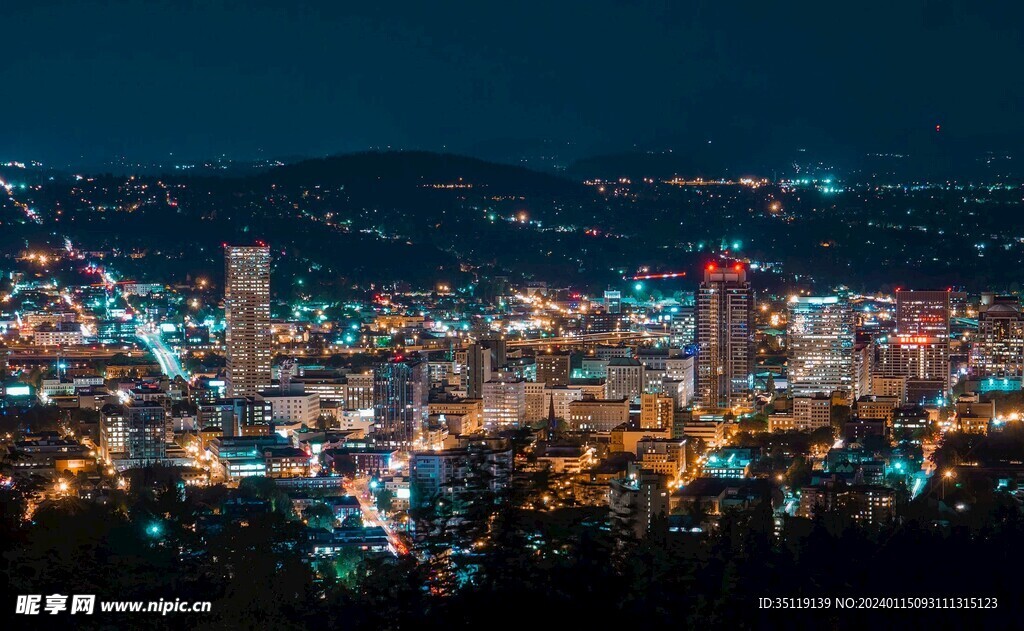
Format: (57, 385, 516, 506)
(547, 394, 558, 438)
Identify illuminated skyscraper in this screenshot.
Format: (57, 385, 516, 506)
(125, 402, 168, 462)
(466, 338, 505, 399)
(696, 263, 753, 409)
(970, 294, 1024, 381)
(604, 290, 622, 314)
(606, 357, 644, 402)
(896, 290, 950, 337)
(669, 303, 697, 348)
(373, 360, 429, 447)
(887, 289, 950, 404)
(225, 245, 272, 397)
(787, 296, 854, 398)
(876, 338, 949, 405)
(482, 372, 527, 430)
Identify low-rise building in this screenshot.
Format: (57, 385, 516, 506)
(537, 443, 596, 474)
(257, 385, 320, 427)
(409, 441, 513, 510)
(33, 322, 84, 346)
(701, 447, 756, 478)
(609, 468, 669, 538)
(792, 394, 832, 431)
(635, 437, 687, 479)
(798, 481, 895, 526)
(263, 446, 311, 478)
(681, 419, 725, 447)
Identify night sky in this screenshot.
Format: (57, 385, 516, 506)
(3, 0, 1022, 166)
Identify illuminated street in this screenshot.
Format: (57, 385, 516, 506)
(136, 327, 186, 380)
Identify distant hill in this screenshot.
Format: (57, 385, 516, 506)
(564, 149, 763, 182)
(257, 151, 586, 197)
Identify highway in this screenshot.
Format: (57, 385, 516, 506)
(505, 330, 671, 348)
(6, 346, 133, 360)
(136, 328, 187, 380)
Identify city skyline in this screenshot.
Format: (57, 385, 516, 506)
(2, 2, 1023, 626)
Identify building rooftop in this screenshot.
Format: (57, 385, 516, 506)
(607, 357, 642, 367)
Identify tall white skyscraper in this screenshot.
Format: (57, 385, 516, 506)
(225, 245, 272, 397)
(787, 296, 854, 398)
(696, 263, 753, 410)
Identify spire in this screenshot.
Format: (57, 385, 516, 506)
(547, 394, 557, 437)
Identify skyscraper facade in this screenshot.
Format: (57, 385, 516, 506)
(696, 264, 753, 410)
(605, 357, 644, 402)
(669, 304, 697, 348)
(482, 373, 527, 430)
(126, 402, 168, 462)
(465, 338, 506, 399)
(536, 352, 572, 387)
(896, 290, 950, 337)
(225, 245, 272, 398)
(787, 296, 854, 398)
(971, 294, 1024, 379)
(604, 290, 622, 314)
(373, 360, 429, 447)
(888, 289, 950, 404)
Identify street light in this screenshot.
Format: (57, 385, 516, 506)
(942, 470, 955, 501)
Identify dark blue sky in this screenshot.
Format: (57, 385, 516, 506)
(2, 0, 1022, 166)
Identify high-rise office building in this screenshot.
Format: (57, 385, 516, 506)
(126, 402, 168, 462)
(372, 360, 429, 448)
(896, 290, 950, 337)
(669, 304, 697, 348)
(853, 342, 872, 400)
(225, 245, 272, 397)
(640, 392, 675, 430)
(604, 290, 622, 314)
(99, 403, 127, 461)
(696, 263, 753, 409)
(465, 338, 506, 399)
(482, 372, 527, 429)
(605, 357, 643, 402)
(876, 338, 949, 405)
(787, 296, 854, 397)
(887, 289, 950, 404)
(971, 294, 1024, 380)
(536, 352, 572, 387)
